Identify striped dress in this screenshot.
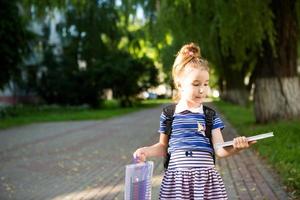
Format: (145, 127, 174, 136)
(158, 108, 228, 200)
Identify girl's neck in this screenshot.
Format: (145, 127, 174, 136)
(179, 99, 202, 109)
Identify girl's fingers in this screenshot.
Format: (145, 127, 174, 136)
(249, 140, 257, 145)
(133, 151, 140, 159)
(233, 138, 240, 149)
(234, 136, 251, 149)
(140, 154, 146, 162)
(133, 150, 146, 163)
(242, 136, 249, 148)
(136, 154, 146, 162)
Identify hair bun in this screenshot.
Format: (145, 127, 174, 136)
(178, 43, 201, 58)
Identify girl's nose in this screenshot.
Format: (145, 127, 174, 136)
(199, 88, 203, 93)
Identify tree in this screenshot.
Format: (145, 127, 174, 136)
(21, 0, 119, 107)
(253, 0, 300, 123)
(0, 0, 32, 89)
(18, 0, 159, 107)
(143, 0, 272, 106)
(140, 0, 300, 122)
(99, 52, 158, 107)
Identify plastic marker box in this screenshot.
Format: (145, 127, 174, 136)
(124, 161, 154, 200)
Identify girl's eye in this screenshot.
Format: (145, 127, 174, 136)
(192, 83, 208, 87)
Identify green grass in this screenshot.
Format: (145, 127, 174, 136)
(214, 100, 300, 198)
(0, 99, 172, 130)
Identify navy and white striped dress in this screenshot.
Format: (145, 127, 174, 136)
(158, 107, 228, 200)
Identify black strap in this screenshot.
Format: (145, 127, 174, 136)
(162, 104, 176, 135)
(162, 104, 176, 169)
(203, 105, 216, 164)
(203, 105, 215, 142)
(163, 104, 216, 169)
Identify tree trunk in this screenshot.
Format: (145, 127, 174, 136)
(254, 77, 300, 123)
(221, 88, 249, 106)
(220, 62, 249, 106)
(254, 0, 300, 123)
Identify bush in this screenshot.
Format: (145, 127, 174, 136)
(98, 52, 159, 107)
(20, 49, 158, 108)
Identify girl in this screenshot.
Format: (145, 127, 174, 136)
(134, 43, 256, 200)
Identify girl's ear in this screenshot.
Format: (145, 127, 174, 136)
(174, 79, 181, 89)
(177, 82, 183, 91)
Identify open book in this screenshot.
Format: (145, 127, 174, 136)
(216, 132, 274, 148)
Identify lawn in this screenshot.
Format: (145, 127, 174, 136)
(214, 100, 300, 198)
(0, 99, 171, 130)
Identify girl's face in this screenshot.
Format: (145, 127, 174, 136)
(178, 66, 209, 107)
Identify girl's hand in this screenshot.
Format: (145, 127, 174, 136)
(133, 147, 148, 163)
(233, 136, 257, 150)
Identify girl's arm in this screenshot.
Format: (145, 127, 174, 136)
(133, 133, 169, 162)
(212, 128, 256, 158)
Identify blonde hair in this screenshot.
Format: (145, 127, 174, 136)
(172, 43, 209, 101)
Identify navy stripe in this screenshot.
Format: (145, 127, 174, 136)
(170, 132, 203, 138)
(173, 124, 198, 129)
(175, 141, 212, 148)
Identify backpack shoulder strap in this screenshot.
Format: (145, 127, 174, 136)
(162, 104, 176, 170)
(203, 105, 216, 139)
(162, 104, 176, 136)
(203, 105, 216, 163)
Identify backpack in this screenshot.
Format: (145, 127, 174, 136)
(162, 104, 216, 169)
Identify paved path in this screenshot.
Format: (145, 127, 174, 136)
(0, 104, 290, 199)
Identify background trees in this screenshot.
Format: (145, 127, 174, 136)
(1, 0, 299, 122)
(0, 0, 32, 89)
(142, 0, 300, 123)
(7, 0, 158, 107)
(253, 0, 300, 123)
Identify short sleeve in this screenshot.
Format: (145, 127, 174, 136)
(212, 114, 225, 130)
(158, 112, 170, 134)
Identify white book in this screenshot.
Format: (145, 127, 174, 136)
(216, 132, 274, 148)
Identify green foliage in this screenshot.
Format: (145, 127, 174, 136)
(30, 1, 121, 108)
(0, 0, 32, 89)
(144, 0, 276, 94)
(39, 66, 103, 107)
(157, 0, 275, 69)
(214, 100, 300, 198)
(99, 52, 159, 107)
(17, 0, 158, 107)
(214, 0, 275, 64)
(33, 48, 158, 108)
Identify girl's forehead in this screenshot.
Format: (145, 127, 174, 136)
(182, 67, 209, 80)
